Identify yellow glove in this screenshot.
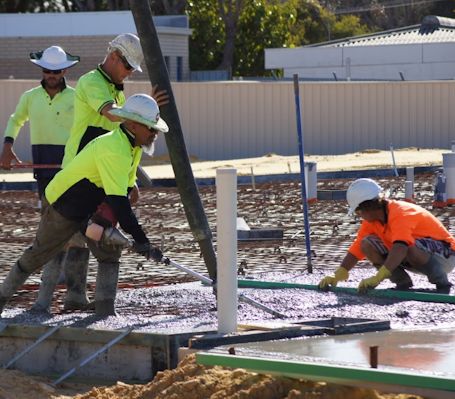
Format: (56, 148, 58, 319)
(318, 267, 349, 290)
(358, 266, 392, 293)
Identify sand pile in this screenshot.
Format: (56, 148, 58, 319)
(68, 354, 422, 399)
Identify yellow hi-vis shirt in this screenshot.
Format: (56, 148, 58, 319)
(349, 200, 455, 260)
(62, 67, 125, 168)
(4, 83, 74, 145)
(46, 126, 141, 218)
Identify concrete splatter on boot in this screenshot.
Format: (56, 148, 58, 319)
(0, 262, 31, 314)
(31, 251, 66, 313)
(95, 261, 120, 317)
(63, 247, 93, 311)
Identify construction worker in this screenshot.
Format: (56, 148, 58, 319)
(318, 178, 455, 294)
(0, 45, 85, 313)
(34, 33, 167, 313)
(0, 93, 168, 317)
(0, 45, 79, 197)
(62, 32, 167, 167)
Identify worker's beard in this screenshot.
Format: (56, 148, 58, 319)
(141, 141, 155, 157)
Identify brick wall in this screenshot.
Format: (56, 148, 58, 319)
(0, 34, 189, 81)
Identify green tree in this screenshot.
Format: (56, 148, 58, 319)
(235, 0, 296, 76)
(187, 0, 224, 71)
(331, 14, 371, 40)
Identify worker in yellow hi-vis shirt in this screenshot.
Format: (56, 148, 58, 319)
(0, 46, 84, 314)
(0, 94, 168, 317)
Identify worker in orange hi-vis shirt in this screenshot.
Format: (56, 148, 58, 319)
(319, 178, 455, 294)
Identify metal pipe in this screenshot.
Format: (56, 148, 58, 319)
(370, 346, 378, 368)
(293, 74, 312, 273)
(390, 144, 399, 177)
(238, 294, 287, 319)
(10, 163, 60, 169)
(165, 258, 212, 286)
(164, 258, 288, 319)
(130, 0, 217, 281)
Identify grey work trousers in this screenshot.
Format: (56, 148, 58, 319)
(18, 198, 122, 274)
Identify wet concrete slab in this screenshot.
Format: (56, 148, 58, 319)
(212, 327, 455, 378)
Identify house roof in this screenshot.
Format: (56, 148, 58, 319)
(311, 15, 455, 48)
(0, 11, 191, 37)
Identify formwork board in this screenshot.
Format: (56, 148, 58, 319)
(198, 327, 455, 397)
(0, 324, 206, 382)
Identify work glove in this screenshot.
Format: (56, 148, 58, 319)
(318, 267, 349, 290)
(133, 242, 163, 262)
(358, 266, 392, 293)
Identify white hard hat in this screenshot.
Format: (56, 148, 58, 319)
(109, 33, 143, 72)
(108, 94, 169, 133)
(346, 178, 383, 214)
(30, 46, 80, 70)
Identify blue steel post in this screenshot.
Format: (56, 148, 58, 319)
(293, 74, 313, 273)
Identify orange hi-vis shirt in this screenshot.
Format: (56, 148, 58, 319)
(349, 200, 455, 260)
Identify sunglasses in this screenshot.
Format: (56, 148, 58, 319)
(42, 69, 63, 75)
(149, 127, 158, 135)
(118, 53, 134, 71)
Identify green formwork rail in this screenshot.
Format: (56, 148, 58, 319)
(196, 352, 455, 392)
(237, 280, 455, 304)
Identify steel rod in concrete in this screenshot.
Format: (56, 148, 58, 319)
(3, 324, 61, 369)
(51, 327, 133, 386)
(293, 74, 312, 273)
(390, 144, 399, 177)
(196, 352, 455, 394)
(216, 168, 238, 333)
(237, 279, 455, 304)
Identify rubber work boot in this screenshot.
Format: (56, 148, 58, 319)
(31, 251, 66, 313)
(63, 247, 93, 311)
(389, 266, 413, 290)
(0, 262, 31, 314)
(95, 261, 120, 317)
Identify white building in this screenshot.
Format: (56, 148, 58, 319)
(265, 15, 455, 81)
(0, 11, 192, 81)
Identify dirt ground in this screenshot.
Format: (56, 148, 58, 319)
(0, 147, 451, 399)
(0, 354, 424, 399)
(144, 147, 447, 178)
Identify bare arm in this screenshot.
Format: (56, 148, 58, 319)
(100, 103, 124, 123)
(129, 184, 140, 205)
(340, 252, 359, 271)
(0, 142, 21, 169)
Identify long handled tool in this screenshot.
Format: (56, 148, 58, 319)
(163, 257, 288, 319)
(9, 163, 60, 169)
(95, 226, 289, 319)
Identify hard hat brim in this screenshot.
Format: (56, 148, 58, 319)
(30, 59, 79, 70)
(109, 108, 169, 133)
(30, 50, 80, 70)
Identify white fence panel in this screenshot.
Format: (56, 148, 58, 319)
(1, 80, 454, 162)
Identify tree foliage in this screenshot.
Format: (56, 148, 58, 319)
(0, 0, 453, 76)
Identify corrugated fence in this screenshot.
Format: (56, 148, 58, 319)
(1, 79, 454, 161)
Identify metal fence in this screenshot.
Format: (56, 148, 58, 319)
(1, 79, 454, 161)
